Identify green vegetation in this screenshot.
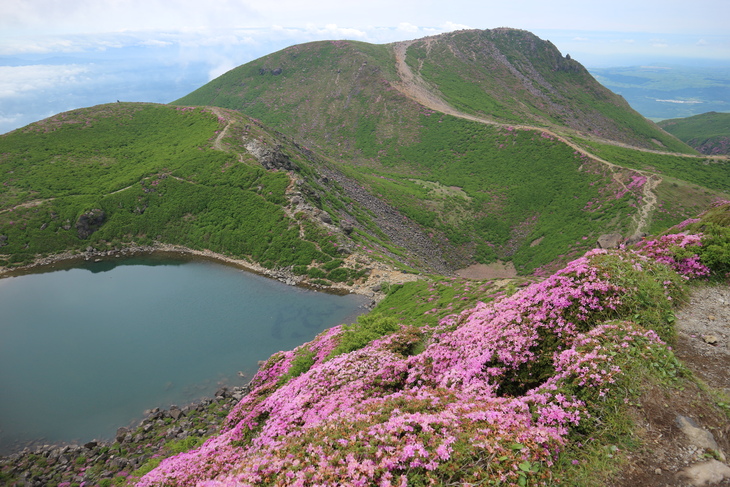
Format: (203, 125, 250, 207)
(580, 138, 729, 192)
(0, 103, 341, 269)
(658, 111, 730, 155)
(171, 28, 718, 275)
(352, 115, 638, 273)
(405, 29, 692, 153)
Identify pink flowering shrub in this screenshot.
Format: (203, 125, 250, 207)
(632, 233, 710, 279)
(138, 242, 702, 487)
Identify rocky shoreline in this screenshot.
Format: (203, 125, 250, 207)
(0, 385, 248, 486)
(0, 243, 419, 303)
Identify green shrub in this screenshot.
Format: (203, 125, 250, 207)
(327, 268, 349, 282)
(322, 259, 344, 271)
(329, 314, 400, 358)
(307, 267, 327, 278)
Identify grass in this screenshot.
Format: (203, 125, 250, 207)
(0, 103, 345, 270)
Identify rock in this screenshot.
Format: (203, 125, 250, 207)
(340, 221, 354, 235)
(0, 235, 7, 247)
(169, 406, 184, 421)
(115, 427, 129, 444)
(678, 459, 730, 486)
(108, 456, 128, 469)
(319, 212, 333, 224)
(244, 140, 298, 171)
(215, 387, 229, 398)
(75, 209, 106, 239)
(702, 334, 719, 345)
(597, 233, 623, 249)
(84, 440, 97, 449)
(624, 232, 647, 246)
(676, 415, 725, 460)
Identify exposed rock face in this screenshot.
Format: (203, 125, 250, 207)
(597, 233, 623, 249)
(244, 139, 298, 171)
(75, 209, 106, 239)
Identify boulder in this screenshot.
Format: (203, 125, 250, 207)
(340, 221, 354, 235)
(244, 140, 298, 171)
(319, 212, 333, 224)
(678, 460, 730, 486)
(76, 209, 106, 239)
(115, 427, 128, 444)
(597, 233, 623, 249)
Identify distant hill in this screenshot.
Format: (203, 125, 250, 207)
(658, 111, 730, 155)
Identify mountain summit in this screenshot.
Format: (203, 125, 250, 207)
(177, 28, 688, 155)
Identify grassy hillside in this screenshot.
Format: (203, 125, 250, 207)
(658, 111, 730, 155)
(174, 39, 415, 158)
(174, 29, 720, 274)
(403, 29, 691, 153)
(0, 103, 376, 284)
(1, 30, 725, 278)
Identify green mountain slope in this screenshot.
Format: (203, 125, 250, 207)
(177, 28, 692, 154)
(400, 29, 691, 153)
(658, 111, 730, 155)
(1, 29, 726, 278)
(0, 103, 409, 282)
(174, 28, 723, 274)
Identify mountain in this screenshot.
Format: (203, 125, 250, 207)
(177, 28, 691, 154)
(658, 111, 730, 155)
(1, 29, 728, 281)
(175, 28, 724, 274)
(3, 28, 730, 487)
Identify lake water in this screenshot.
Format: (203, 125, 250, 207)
(0, 255, 368, 454)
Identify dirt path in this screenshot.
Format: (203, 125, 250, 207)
(614, 285, 730, 486)
(0, 198, 55, 214)
(391, 41, 676, 238)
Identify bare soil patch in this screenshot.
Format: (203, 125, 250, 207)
(455, 261, 517, 279)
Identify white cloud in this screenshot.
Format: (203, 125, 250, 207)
(397, 22, 419, 33)
(0, 64, 91, 98)
(573, 37, 589, 41)
(442, 21, 471, 32)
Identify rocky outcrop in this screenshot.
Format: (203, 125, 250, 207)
(597, 233, 623, 249)
(244, 139, 298, 171)
(75, 209, 106, 239)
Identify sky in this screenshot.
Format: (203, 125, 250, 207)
(1, 0, 728, 134)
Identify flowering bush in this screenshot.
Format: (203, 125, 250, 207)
(138, 239, 708, 487)
(632, 233, 710, 279)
